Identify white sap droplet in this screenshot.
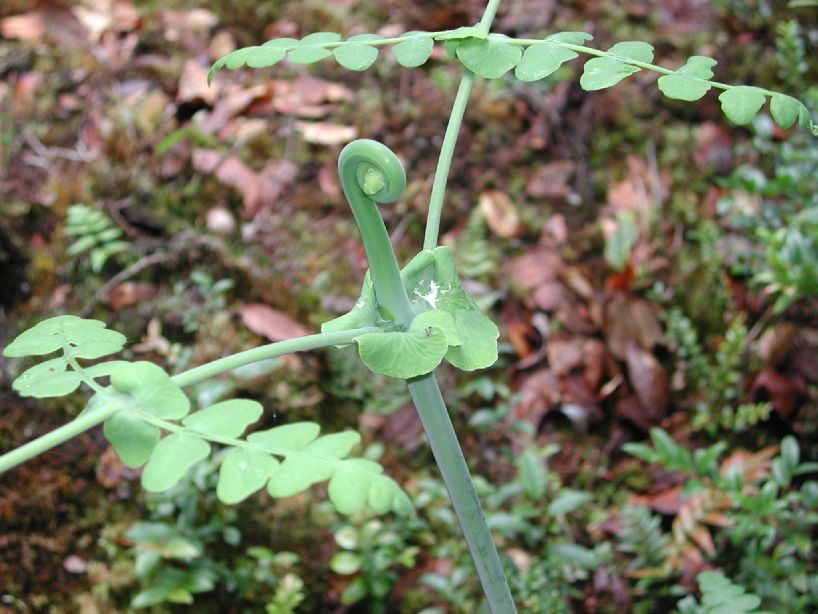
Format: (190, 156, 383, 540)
(238, 460, 248, 471)
(413, 280, 441, 310)
(355, 298, 366, 309)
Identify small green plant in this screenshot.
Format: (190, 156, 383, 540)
(626, 431, 818, 611)
(677, 570, 769, 614)
(64, 204, 131, 273)
(2, 0, 816, 611)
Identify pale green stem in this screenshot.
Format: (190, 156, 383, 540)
(423, 73, 475, 251)
(408, 374, 516, 613)
(0, 328, 376, 475)
(0, 402, 120, 474)
(477, 0, 503, 33)
(171, 327, 377, 387)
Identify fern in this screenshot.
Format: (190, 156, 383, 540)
(4, 316, 411, 517)
(64, 204, 130, 273)
(209, 30, 818, 135)
(617, 505, 669, 572)
(455, 207, 500, 280)
(683, 570, 770, 614)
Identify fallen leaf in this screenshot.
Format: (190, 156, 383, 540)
(624, 340, 668, 424)
(751, 368, 806, 418)
(504, 248, 561, 294)
(254, 160, 298, 215)
(479, 189, 521, 238)
(604, 293, 664, 359)
(241, 303, 308, 342)
(177, 59, 218, 105)
(629, 485, 683, 514)
(527, 160, 575, 199)
(208, 29, 236, 60)
(547, 336, 585, 377)
(719, 446, 777, 482)
(755, 323, 797, 368)
(104, 282, 157, 310)
(191, 148, 223, 173)
(296, 121, 357, 146)
(0, 13, 45, 42)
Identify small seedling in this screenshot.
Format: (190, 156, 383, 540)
(2, 0, 815, 611)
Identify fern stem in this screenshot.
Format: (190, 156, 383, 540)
(0, 403, 120, 474)
(171, 327, 378, 387)
(408, 374, 516, 613)
(423, 73, 474, 251)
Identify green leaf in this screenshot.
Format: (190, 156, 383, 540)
(247, 422, 321, 452)
(549, 543, 598, 567)
(12, 358, 82, 398)
(410, 310, 461, 346)
(217, 447, 279, 504)
(392, 32, 434, 67)
(142, 433, 210, 492)
(657, 55, 718, 101)
(517, 448, 547, 500)
(355, 324, 448, 379)
(770, 94, 801, 130)
(83, 360, 129, 379)
(267, 456, 333, 498)
(718, 86, 767, 125)
(456, 34, 522, 79)
(333, 35, 380, 71)
(288, 32, 341, 64)
(607, 41, 654, 63)
(604, 212, 637, 271)
(546, 31, 593, 45)
(304, 431, 361, 459)
(182, 399, 263, 438)
(580, 57, 640, 91)
(104, 410, 161, 468)
(444, 309, 499, 371)
(515, 44, 578, 82)
(321, 274, 377, 336)
(4, 315, 126, 358)
(244, 45, 287, 69)
(328, 465, 371, 515)
(330, 551, 362, 575)
(110, 361, 191, 420)
(435, 26, 485, 41)
(548, 490, 592, 516)
(579, 41, 653, 91)
(367, 476, 402, 514)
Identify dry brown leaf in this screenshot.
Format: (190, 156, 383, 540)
(755, 323, 798, 368)
(241, 304, 308, 342)
(504, 248, 561, 293)
(208, 29, 236, 60)
(719, 446, 778, 482)
(629, 485, 683, 515)
(547, 337, 585, 377)
(624, 340, 668, 424)
(0, 12, 45, 42)
(215, 156, 258, 209)
(527, 160, 575, 199)
(296, 121, 357, 146)
(751, 368, 806, 418)
(103, 282, 157, 310)
(479, 189, 521, 238)
(604, 293, 664, 359)
(177, 59, 217, 105)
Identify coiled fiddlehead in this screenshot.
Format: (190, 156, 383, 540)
(338, 139, 414, 326)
